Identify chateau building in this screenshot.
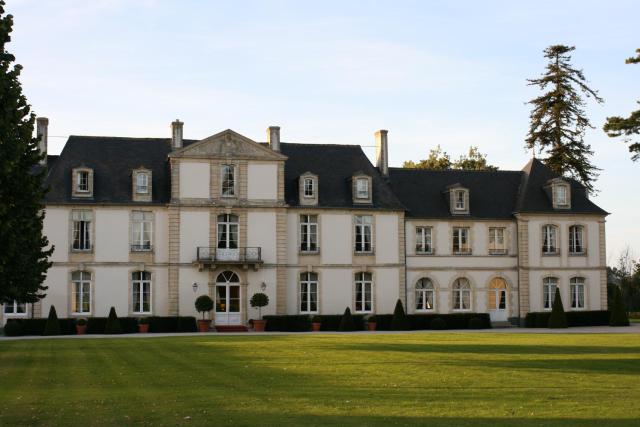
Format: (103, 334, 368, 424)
(1, 119, 609, 327)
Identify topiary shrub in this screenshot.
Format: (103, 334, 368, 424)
(609, 286, 630, 327)
(547, 288, 568, 328)
(43, 305, 61, 336)
(195, 295, 214, 320)
(250, 292, 269, 320)
(104, 307, 123, 334)
(390, 299, 410, 330)
(338, 307, 357, 331)
(430, 317, 447, 330)
(468, 316, 486, 329)
(3, 320, 23, 336)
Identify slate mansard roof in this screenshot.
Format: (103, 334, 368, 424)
(43, 134, 607, 217)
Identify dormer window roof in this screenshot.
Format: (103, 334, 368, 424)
(546, 178, 571, 210)
(352, 172, 372, 204)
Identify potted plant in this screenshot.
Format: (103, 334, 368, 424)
(76, 318, 87, 335)
(311, 315, 322, 332)
(367, 315, 377, 331)
(250, 292, 269, 332)
(138, 317, 149, 333)
(195, 295, 214, 332)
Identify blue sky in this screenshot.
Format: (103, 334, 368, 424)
(7, 0, 640, 263)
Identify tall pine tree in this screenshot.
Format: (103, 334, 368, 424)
(525, 45, 603, 193)
(603, 48, 640, 161)
(0, 1, 52, 305)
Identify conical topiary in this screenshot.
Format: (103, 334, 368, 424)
(104, 307, 123, 334)
(43, 305, 61, 336)
(390, 299, 410, 330)
(547, 288, 567, 328)
(609, 286, 630, 327)
(338, 307, 357, 331)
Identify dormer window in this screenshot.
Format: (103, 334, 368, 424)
(447, 185, 469, 215)
(132, 169, 152, 202)
(454, 190, 466, 210)
(77, 171, 89, 192)
(555, 185, 568, 206)
(356, 178, 369, 199)
(547, 178, 571, 209)
(299, 172, 318, 206)
(136, 173, 149, 194)
(303, 178, 315, 198)
(72, 167, 93, 198)
(352, 174, 372, 204)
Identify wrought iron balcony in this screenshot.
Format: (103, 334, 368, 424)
(196, 247, 263, 269)
(131, 244, 153, 252)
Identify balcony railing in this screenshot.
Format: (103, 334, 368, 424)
(131, 244, 153, 252)
(196, 247, 262, 264)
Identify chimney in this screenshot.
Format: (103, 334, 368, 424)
(171, 119, 183, 149)
(375, 129, 389, 176)
(36, 117, 49, 165)
(267, 126, 280, 152)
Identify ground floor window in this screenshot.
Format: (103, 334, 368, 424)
(355, 272, 373, 313)
(543, 277, 558, 310)
(570, 277, 585, 309)
(452, 278, 471, 310)
(71, 271, 91, 314)
(132, 271, 152, 314)
(300, 272, 318, 313)
(415, 278, 435, 311)
(3, 300, 27, 315)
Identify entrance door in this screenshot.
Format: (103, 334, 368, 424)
(215, 271, 241, 325)
(488, 278, 508, 322)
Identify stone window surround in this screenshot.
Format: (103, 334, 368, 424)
(68, 269, 95, 317)
(488, 226, 508, 255)
(132, 168, 153, 202)
(550, 179, 571, 210)
(541, 223, 560, 256)
(451, 225, 472, 255)
(129, 268, 154, 316)
(446, 185, 470, 215)
(353, 270, 375, 314)
(414, 225, 434, 255)
(568, 223, 588, 256)
(71, 167, 94, 198)
(299, 213, 320, 255)
(352, 174, 373, 204)
(298, 270, 320, 314)
(353, 214, 375, 255)
(414, 277, 437, 312)
(129, 210, 155, 253)
(299, 172, 318, 206)
(450, 276, 474, 312)
(69, 209, 95, 254)
(569, 276, 588, 310)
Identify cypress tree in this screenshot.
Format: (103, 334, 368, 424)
(547, 288, 568, 328)
(338, 307, 356, 332)
(43, 305, 60, 336)
(0, 1, 53, 305)
(609, 286, 630, 327)
(104, 307, 123, 334)
(526, 45, 604, 193)
(390, 299, 410, 330)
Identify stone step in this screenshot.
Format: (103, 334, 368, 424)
(491, 321, 515, 328)
(215, 325, 249, 333)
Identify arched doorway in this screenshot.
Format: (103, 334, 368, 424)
(488, 278, 508, 322)
(215, 271, 241, 325)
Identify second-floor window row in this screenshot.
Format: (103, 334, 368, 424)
(355, 215, 373, 253)
(300, 215, 318, 252)
(72, 211, 92, 251)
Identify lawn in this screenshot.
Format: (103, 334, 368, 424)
(1, 333, 639, 426)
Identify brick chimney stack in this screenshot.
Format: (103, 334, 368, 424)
(375, 129, 389, 176)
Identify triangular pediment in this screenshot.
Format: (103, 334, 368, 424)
(169, 129, 287, 160)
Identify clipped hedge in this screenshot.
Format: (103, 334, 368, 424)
(524, 310, 611, 328)
(148, 316, 197, 333)
(5, 318, 76, 336)
(264, 315, 311, 332)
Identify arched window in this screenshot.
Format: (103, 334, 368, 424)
(570, 277, 585, 309)
(452, 278, 471, 310)
(132, 271, 152, 314)
(543, 277, 558, 310)
(355, 272, 373, 313)
(216, 271, 240, 283)
(415, 278, 435, 311)
(488, 278, 507, 311)
(569, 225, 585, 254)
(542, 225, 558, 254)
(71, 271, 91, 314)
(300, 272, 318, 313)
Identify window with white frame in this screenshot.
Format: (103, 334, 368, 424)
(354, 215, 373, 253)
(415, 278, 435, 311)
(71, 271, 91, 314)
(136, 172, 149, 194)
(72, 210, 92, 251)
(569, 225, 585, 254)
(452, 227, 471, 254)
(489, 227, 506, 254)
(356, 178, 369, 199)
(76, 170, 89, 192)
(132, 271, 152, 314)
(355, 272, 373, 313)
(555, 185, 568, 206)
(221, 165, 236, 197)
(131, 211, 153, 251)
(454, 190, 466, 210)
(570, 277, 585, 309)
(543, 277, 558, 310)
(3, 300, 27, 315)
(303, 178, 315, 198)
(217, 214, 239, 249)
(300, 214, 318, 252)
(415, 227, 433, 254)
(300, 272, 318, 313)
(452, 278, 471, 310)
(542, 225, 558, 254)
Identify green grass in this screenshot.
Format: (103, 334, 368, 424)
(1, 333, 639, 426)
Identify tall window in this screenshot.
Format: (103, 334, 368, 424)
(72, 210, 92, 251)
(131, 211, 153, 251)
(132, 271, 151, 314)
(570, 277, 585, 309)
(71, 271, 91, 314)
(454, 190, 466, 210)
(356, 178, 369, 199)
(489, 227, 506, 254)
(217, 214, 239, 249)
(452, 278, 471, 310)
(543, 277, 558, 310)
(452, 227, 470, 254)
(221, 165, 236, 197)
(415, 227, 433, 254)
(300, 215, 318, 252)
(3, 300, 26, 315)
(136, 173, 149, 194)
(555, 185, 568, 206)
(354, 215, 373, 253)
(569, 225, 584, 254)
(300, 272, 318, 313)
(542, 225, 558, 254)
(415, 278, 435, 311)
(76, 170, 89, 192)
(355, 272, 373, 312)
(303, 178, 315, 198)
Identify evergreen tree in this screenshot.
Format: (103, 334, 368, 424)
(526, 45, 604, 193)
(43, 305, 60, 336)
(104, 307, 123, 334)
(403, 145, 497, 171)
(390, 299, 410, 330)
(547, 288, 568, 328)
(0, 1, 53, 305)
(338, 307, 356, 331)
(603, 48, 640, 162)
(609, 286, 630, 327)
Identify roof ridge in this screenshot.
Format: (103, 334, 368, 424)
(388, 167, 522, 174)
(279, 142, 362, 148)
(68, 135, 199, 142)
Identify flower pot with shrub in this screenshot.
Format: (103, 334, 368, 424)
(311, 315, 322, 332)
(250, 292, 269, 332)
(195, 295, 214, 332)
(138, 317, 149, 333)
(367, 315, 377, 331)
(76, 318, 88, 335)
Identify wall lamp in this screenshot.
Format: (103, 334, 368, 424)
(260, 282, 267, 291)
(192, 282, 198, 292)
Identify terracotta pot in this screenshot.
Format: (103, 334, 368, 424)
(312, 322, 322, 332)
(138, 324, 149, 333)
(253, 319, 266, 332)
(198, 319, 211, 332)
(367, 322, 377, 331)
(76, 325, 87, 335)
